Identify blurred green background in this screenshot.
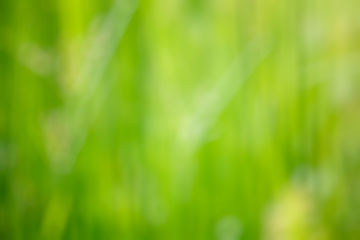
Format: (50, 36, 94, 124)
(1, 0, 360, 239)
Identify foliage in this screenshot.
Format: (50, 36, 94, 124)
(1, 0, 360, 239)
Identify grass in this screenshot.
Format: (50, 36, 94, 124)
(1, 0, 360, 239)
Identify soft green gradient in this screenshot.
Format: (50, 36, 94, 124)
(1, 0, 360, 239)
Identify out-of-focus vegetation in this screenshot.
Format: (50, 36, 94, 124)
(1, 0, 360, 239)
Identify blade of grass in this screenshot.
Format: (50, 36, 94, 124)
(171, 34, 274, 201)
(45, 0, 138, 173)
